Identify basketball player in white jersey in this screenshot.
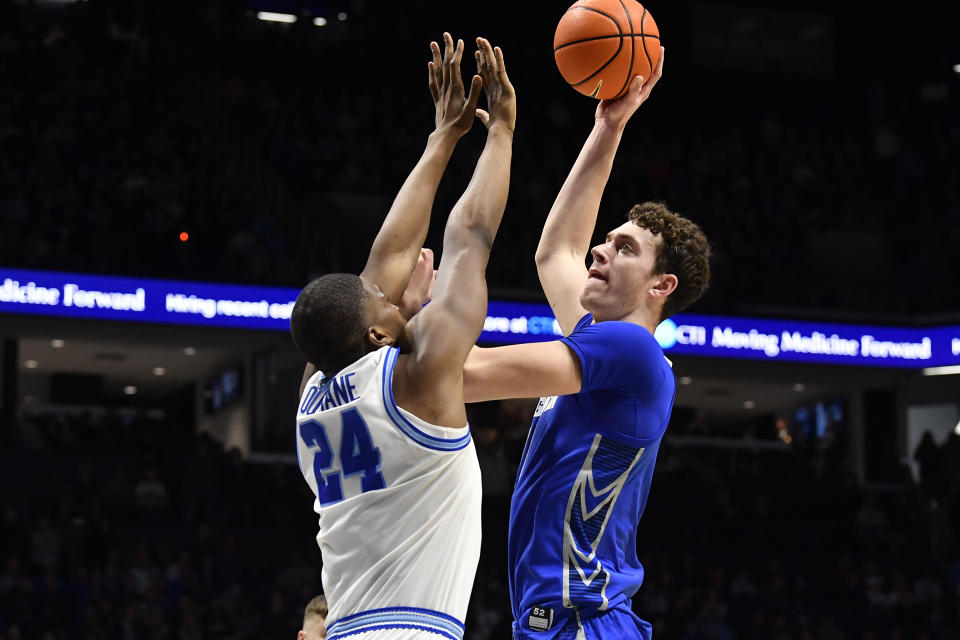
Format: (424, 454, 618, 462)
(290, 35, 516, 640)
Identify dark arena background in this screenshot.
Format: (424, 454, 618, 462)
(2, 0, 960, 638)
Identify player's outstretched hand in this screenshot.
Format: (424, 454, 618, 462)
(595, 46, 664, 131)
(474, 38, 516, 133)
(399, 248, 437, 319)
(429, 32, 483, 139)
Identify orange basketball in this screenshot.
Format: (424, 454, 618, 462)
(554, 0, 661, 100)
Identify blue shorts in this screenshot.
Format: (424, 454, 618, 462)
(512, 605, 652, 640)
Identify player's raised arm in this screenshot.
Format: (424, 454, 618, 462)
(394, 38, 516, 426)
(359, 33, 483, 304)
(535, 48, 665, 335)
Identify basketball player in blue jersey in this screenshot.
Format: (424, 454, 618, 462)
(290, 36, 516, 640)
(463, 48, 711, 639)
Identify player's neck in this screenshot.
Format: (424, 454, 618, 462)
(593, 305, 659, 335)
(321, 344, 377, 380)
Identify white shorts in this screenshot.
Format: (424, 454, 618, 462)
(325, 607, 465, 640)
(335, 631, 457, 640)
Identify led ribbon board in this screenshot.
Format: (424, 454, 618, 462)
(2, 267, 959, 368)
(480, 305, 960, 369)
(652, 314, 960, 369)
(0, 267, 300, 331)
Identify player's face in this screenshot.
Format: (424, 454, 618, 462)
(580, 222, 662, 320)
(361, 279, 408, 350)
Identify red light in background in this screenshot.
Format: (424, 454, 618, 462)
(179, 232, 189, 242)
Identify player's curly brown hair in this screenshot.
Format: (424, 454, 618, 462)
(628, 202, 711, 321)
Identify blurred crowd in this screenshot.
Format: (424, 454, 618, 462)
(1, 0, 958, 315)
(1, 418, 322, 640)
(2, 402, 959, 640)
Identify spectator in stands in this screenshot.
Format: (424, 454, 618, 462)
(0, 0, 956, 315)
(0, 6, 958, 637)
(914, 430, 942, 497)
(133, 467, 168, 518)
(855, 494, 889, 553)
(28, 515, 59, 569)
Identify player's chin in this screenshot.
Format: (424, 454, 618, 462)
(579, 287, 601, 313)
(582, 284, 620, 317)
(582, 275, 608, 294)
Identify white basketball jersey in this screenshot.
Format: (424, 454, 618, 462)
(295, 346, 482, 640)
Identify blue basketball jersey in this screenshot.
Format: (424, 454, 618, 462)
(508, 314, 675, 638)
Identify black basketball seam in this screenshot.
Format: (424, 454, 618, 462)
(554, 33, 659, 53)
(613, 0, 636, 99)
(562, 6, 624, 87)
(639, 5, 654, 84)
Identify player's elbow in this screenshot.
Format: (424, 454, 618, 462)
(535, 243, 577, 269)
(534, 243, 552, 267)
(445, 223, 496, 255)
(464, 219, 497, 252)
(534, 250, 569, 282)
(472, 227, 497, 253)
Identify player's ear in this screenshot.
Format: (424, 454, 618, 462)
(366, 324, 395, 348)
(650, 273, 678, 299)
(297, 630, 306, 640)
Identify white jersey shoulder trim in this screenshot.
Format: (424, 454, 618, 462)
(302, 348, 471, 452)
(379, 347, 471, 452)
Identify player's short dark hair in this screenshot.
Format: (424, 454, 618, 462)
(628, 202, 711, 321)
(302, 594, 328, 627)
(290, 273, 368, 373)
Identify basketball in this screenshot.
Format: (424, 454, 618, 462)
(554, 0, 661, 100)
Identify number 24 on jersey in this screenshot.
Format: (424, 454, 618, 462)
(299, 407, 386, 505)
